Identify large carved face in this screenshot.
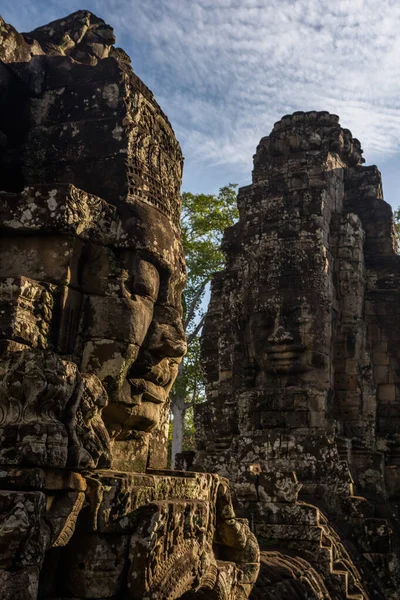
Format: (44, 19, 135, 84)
(78, 240, 186, 439)
(0, 187, 187, 441)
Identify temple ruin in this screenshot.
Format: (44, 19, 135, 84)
(0, 11, 259, 600)
(2, 8, 400, 600)
(194, 111, 400, 598)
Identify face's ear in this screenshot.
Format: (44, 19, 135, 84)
(0, 275, 59, 350)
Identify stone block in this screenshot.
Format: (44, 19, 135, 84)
(334, 373, 359, 391)
(0, 236, 82, 286)
(257, 472, 301, 503)
(335, 391, 361, 408)
(389, 369, 400, 384)
(338, 406, 362, 422)
(255, 523, 322, 542)
(356, 518, 392, 553)
(384, 466, 400, 499)
(0, 490, 47, 569)
(23, 119, 129, 166)
(259, 411, 286, 429)
(285, 411, 310, 428)
(79, 294, 153, 344)
(0, 348, 110, 470)
(372, 351, 390, 366)
(57, 533, 130, 598)
(345, 358, 359, 374)
(308, 411, 327, 428)
(0, 567, 41, 600)
(0, 422, 68, 467)
(127, 500, 212, 598)
(253, 501, 319, 525)
(31, 80, 126, 126)
(378, 384, 396, 403)
(374, 365, 390, 384)
(0, 468, 86, 491)
(378, 417, 400, 434)
(0, 185, 117, 243)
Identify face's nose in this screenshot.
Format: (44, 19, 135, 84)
(146, 323, 187, 358)
(145, 305, 187, 360)
(268, 324, 294, 345)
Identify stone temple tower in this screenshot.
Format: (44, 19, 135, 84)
(194, 111, 400, 599)
(0, 12, 259, 599)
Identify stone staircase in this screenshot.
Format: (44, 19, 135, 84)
(248, 470, 368, 599)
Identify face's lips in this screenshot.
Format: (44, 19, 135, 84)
(127, 359, 179, 406)
(267, 344, 305, 363)
(267, 344, 305, 354)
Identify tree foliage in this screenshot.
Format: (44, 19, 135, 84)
(169, 184, 239, 466)
(394, 208, 400, 252)
(181, 184, 240, 335)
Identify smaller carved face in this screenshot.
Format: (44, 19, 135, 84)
(249, 298, 328, 375)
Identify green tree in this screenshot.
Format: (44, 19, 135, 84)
(395, 208, 400, 252)
(170, 183, 239, 467)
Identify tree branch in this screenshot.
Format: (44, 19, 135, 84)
(187, 313, 206, 345)
(184, 278, 210, 329)
(189, 357, 199, 407)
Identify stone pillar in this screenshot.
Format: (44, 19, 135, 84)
(195, 111, 400, 598)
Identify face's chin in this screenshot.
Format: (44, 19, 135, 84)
(102, 363, 178, 439)
(103, 395, 163, 439)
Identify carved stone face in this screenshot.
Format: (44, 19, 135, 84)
(78, 241, 186, 439)
(247, 223, 332, 382)
(0, 6, 187, 448)
(249, 297, 329, 375)
(0, 186, 187, 442)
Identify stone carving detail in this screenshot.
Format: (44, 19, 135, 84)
(0, 11, 258, 600)
(195, 111, 400, 598)
(0, 349, 111, 469)
(23, 10, 116, 64)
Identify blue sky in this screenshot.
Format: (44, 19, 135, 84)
(3, 0, 400, 208)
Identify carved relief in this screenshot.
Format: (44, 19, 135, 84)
(0, 11, 258, 600)
(196, 111, 400, 598)
(0, 349, 111, 469)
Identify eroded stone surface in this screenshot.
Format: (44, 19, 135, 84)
(195, 111, 400, 599)
(0, 11, 258, 600)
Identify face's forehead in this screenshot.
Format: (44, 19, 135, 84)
(115, 203, 183, 263)
(0, 184, 186, 281)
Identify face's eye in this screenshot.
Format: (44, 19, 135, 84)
(250, 310, 275, 335)
(284, 304, 301, 316)
(263, 313, 275, 329)
(126, 259, 160, 300)
(297, 318, 309, 325)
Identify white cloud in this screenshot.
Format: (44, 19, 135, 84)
(3, 0, 400, 191)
